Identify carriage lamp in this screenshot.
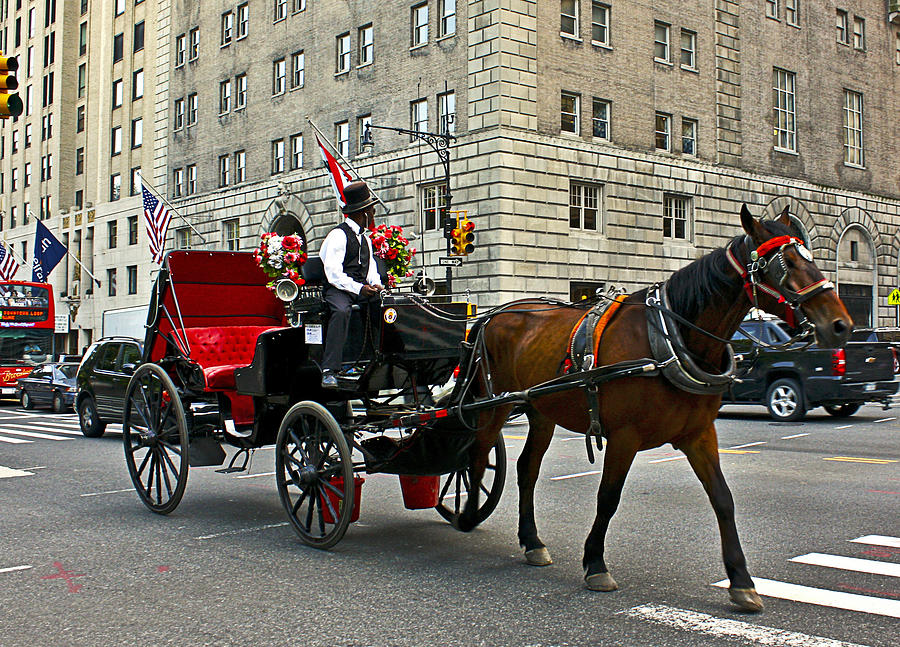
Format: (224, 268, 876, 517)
(274, 278, 299, 302)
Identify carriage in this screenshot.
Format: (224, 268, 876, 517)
(122, 249, 508, 547)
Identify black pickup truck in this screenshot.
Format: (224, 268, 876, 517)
(721, 320, 899, 421)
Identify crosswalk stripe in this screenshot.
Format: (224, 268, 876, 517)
(2, 424, 82, 436)
(14, 420, 82, 431)
(0, 466, 34, 478)
(622, 603, 870, 647)
(0, 565, 32, 574)
(790, 553, 900, 578)
(0, 435, 32, 444)
(0, 428, 71, 441)
(850, 535, 900, 549)
(711, 577, 900, 618)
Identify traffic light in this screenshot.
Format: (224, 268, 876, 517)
(458, 216, 475, 256)
(0, 54, 23, 119)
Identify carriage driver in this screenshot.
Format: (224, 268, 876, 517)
(319, 180, 385, 389)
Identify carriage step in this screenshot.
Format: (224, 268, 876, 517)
(215, 466, 246, 474)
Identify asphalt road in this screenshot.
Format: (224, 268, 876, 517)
(0, 400, 897, 647)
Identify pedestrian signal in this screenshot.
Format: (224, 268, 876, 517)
(0, 55, 23, 119)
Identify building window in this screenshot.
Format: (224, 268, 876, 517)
(235, 150, 246, 182)
(174, 98, 185, 130)
(291, 50, 305, 88)
(680, 29, 696, 69)
(115, 0, 126, 16)
(24, 125, 32, 149)
(591, 98, 610, 139)
(421, 182, 449, 231)
(113, 33, 123, 63)
(131, 118, 142, 148)
(173, 167, 184, 198)
(561, 91, 579, 134)
(357, 114, 371, 150)
(187, 93, 198, 125)
(175, 34, 186, 67)
(111, 126, 122, 156)
(237, 3, 249, 39)
(438, 91, 455, 135)
(131, 167, 141, 196)
(272, 139, 285, 174)
(655, 112, 671, 151)
(896, 30, 900, 65)
(110, 173, 122, 201)
(24, 163, 32, 187)
(235, 73, 247, 108)
(186, 165, 197, 195)
(128, 215, 139, 245)
(410, 99, 428, 135)
(221, 11, 233, 46)
(107, 269, 117, 297)
(108, 221, 118, 249)
(561, 0, 578, 38)
(219, 155, 231, 187)
(412, 3, 428, 47)
(766, 0, 778, 19)
(682, 118, 697, 155)
(112, 78, 123, 109)
(336, 33, 350, 74)
(189, 27, 199, 61)
(274, 0, 288, 22)
(852, 16, 864, 50)
(663, 194, 691, 240)
(785, 0, 798, 26)
(76, 147, 84, 175)
(591, 2, 609, 46)
(849, 240, 859, 262)
(220, 79, 232, 114)
(335, 121, 350, 157)
(77, 63, 86, 97)
(22, 203, 29, 225)
(75, 191, 84, 210)
(773, 67, 796, 152)
(79, 22, 87, 56)
(439, 0, 456, 37)
(127, 265, 138, 295)
(569, 182, 601, 231)
(843, 89, 863, 167)
(293, 0, 307, 12)
(224, 218, 240, 251)
(654, 22, 670, 62)
(133, 69, 144, 99)
(359, 24, 373, 66)
(134, 21, 145, 52)
(290, 133, 303, 169)
(77, 105, 85, 132)
(836, 10, 849, 44)
(177, 228, 193, 250)
(273, 58, 286, 95)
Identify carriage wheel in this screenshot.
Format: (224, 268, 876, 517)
(276, 401, 354, 549)
(122, 364, 190, 515)
(436, 435, 507, 526)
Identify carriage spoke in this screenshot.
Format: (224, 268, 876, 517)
(135, 449, 152, 478)
(316, 488, 326, 535)
(145, 451, 156, 496)
(154, 451, 164, 504)
(320, 485, 340, 523)
(158, 439, 183, 455)
(319, 478, 345, 499)
(292, 488, 309, 516)
(304, 492, 315, 531)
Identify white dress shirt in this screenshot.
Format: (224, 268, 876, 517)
(319, 218, 381, 295)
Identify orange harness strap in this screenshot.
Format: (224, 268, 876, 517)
(590, 294, 627, 358)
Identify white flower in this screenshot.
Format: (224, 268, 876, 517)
(269, 257, 283, 269)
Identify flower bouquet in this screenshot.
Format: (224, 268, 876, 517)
(369, 224, 416, 289)
(254, 232, 308, 289)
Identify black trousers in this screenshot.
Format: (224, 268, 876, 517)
(322, 287, 381, 372)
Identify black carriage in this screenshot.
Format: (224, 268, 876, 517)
(123, 250, 506, 547)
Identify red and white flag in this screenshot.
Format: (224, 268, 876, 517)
(316, 134, 353, 210)
(0, 242, 20, 281)
(141, 180, 172, 265)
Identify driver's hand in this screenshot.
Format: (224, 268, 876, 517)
(360, 285, 379, 297)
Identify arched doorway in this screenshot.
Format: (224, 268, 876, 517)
(259, 188, 316, 253)
(836, 224, 877, 327)
(764, 196, 814, 247)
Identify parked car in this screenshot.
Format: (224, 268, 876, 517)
(75, 337, 143, 437)
(722, 319, 899, 421)
(16, 362, 80, 412)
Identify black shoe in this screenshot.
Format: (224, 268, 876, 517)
(321, 371, 338, 389)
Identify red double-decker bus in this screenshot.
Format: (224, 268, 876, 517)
(0, 281, 55, 396)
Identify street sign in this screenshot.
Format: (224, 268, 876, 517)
(439, 256, 462, 267)
(54, 314, 69, 333)
(888, 288, 900, 306)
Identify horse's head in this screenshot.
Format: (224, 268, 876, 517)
(739, 205, 853, 347)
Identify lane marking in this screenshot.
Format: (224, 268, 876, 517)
(549, 470, 601, 481)
(719, 449, 760, 454)
(0, 428, 72, 441)
(789, 553, 900, 578)
(503, 435, 527, 440)
(648, 456, 686, 463)
(875, 417, 897, 423)
(711, 577, 900, 618)
(0, 466, 34, 478)
(0, 435, 32, 444)
(195, 522, 288, 541)
(235, 471, 276, 479)
(824, 456, 897, 464)
(79, 488, 135, 497)
(850, 535, 900, 549)
(621, 603, 870, 647)
(867, 490, 900, 495)
(728, 441, 766, 449)
(0, 565, 33, 574)
(781, 433, 809, 439)
(834, 425, 854, 430)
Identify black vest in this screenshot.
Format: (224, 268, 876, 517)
(337, 221, 370, 283)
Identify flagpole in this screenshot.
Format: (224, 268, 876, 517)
(0, 234, 26, 268)
(305, 116, 392, 214)
(66, 249, 101, 286)
(140, 176, 208, 243)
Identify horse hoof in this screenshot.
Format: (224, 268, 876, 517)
(524, 547, 552, 566)
(729, 587, 764, 612)
(585, 572, 618, 592)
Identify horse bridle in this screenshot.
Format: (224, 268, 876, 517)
(726, 234, 834, 329)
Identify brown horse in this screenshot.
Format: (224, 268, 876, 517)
(457, 205, 852, 612)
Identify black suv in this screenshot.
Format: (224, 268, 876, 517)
(75, 337, 143, 437)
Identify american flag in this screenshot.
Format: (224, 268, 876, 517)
(0, 243, 20, 281)
(141, 181, 172, 265)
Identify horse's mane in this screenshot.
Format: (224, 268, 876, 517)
(665, 219, 793, 321)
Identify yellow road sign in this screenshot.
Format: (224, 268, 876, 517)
(888, 288, 900, 306)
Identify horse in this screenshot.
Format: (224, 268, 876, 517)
(456, 205, 853, 612)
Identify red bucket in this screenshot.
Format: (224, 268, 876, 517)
(320, 476, 364, 523)
(399, 475, 441, 509)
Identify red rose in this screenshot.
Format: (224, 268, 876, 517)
(387, 248, 399, 260)
(282, 235, 300, 250)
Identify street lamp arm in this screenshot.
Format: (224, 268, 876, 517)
(362, 123, 457, 161)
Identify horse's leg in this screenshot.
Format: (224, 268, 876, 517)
(455, 406, 508, 533)
(517, 408, 556, 566)
(680, 427, 764, 612)
(583, 432, 640, 592)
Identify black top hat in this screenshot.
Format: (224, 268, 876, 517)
(342, 181, 378, 215)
